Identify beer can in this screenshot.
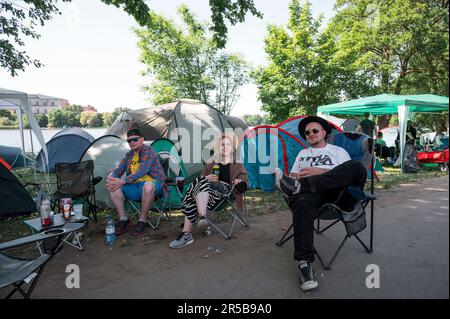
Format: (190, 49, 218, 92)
(212, 164, 220, 176)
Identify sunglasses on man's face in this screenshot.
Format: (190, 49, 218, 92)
(304, 128, 320, 136)
(127, 137, 140, 143)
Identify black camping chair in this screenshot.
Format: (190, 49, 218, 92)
(276, 132, 377, 270)
(126, 155, 172, 229)
(204, 181, 249, 240)
(0, 222, 84, 299)
(53, 160, 102, 222)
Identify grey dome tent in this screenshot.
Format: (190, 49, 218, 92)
(36, 127, 95, 172)
(105, 99, 249, 178)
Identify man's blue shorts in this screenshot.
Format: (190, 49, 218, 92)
(122, 181, 163, 201)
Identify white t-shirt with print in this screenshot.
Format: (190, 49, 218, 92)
(290, 143, 351, 174)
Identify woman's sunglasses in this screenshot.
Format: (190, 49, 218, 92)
(127, 137, 140, 143)
(304, 128, 320, 136)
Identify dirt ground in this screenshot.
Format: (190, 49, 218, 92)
(1, 175, 448, 299)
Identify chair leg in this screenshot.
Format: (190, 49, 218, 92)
(6, 264, 46, 299)
(354, 233, 371, 253)
(325, 235, 350, 270)
(314, 247, 328, 270)
(316, 219, 340, 235)
(276, 224, 294, 247)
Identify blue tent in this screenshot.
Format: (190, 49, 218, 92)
(36, 127, 95, 172)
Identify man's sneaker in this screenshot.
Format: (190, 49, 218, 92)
(169, 232, 194, 249)
(197, 216, 209, 232)
(115, 219, 130, 236)
(130, 221, 146, 237)
(275, 168, 301, 197)
(298, 261, 318, 291)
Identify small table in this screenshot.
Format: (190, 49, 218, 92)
(24, 214, 89, 255)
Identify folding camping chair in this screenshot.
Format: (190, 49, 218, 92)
(0, 222, 84, 299)
(204, 183, 249, 240)
(276, 132, 376, 270)
(126, 154, 172, 229)
(53, 160, 102, 222)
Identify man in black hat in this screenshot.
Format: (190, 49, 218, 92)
(275, 116, 367, 291)
(106, 128, 167, 236)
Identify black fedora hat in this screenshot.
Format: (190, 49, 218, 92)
(298, 116, 332, 139)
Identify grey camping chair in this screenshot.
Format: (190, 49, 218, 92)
(276, 132, 377, 270)
(204, 182, 249, 240)
(0, 222, 84, 299)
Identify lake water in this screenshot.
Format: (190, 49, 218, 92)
(0, 128, 108, 154)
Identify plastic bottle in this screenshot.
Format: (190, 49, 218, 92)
(40, 196, 51, 226)
(105, 215, 116, 247)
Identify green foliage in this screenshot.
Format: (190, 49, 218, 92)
(136, 5, 251, 115)
(242, 114, 271, 126)
(253, 0, 351, 123)
(47, 109, 80, 128)
(64, 104, 84, 113)
(0, 116, 16, 127)
(1, 0, 262, 76)
(209, 0, 262, 48)
(47, 110, 64, 128)
(329, 0, 449, 96)
(102, 112, 115, 127)
(0, 109, 16, 121)
(35, 114, 48, 127)
(80, 112, 103, 127)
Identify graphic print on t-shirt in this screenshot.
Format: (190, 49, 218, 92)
(299, 154, 333, 167)
(290, 144, 351, 173)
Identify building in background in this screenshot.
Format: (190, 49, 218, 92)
(28, 94, 68, 114)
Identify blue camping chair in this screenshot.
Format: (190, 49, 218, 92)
(276, 132, 377, 270)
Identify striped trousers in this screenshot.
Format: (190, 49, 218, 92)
(181, 176, 230, 223)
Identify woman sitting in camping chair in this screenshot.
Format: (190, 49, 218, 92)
(169, 132, 248, 249)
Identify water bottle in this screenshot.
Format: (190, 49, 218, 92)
(105, 215, 116, 246)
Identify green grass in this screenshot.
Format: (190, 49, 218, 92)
(371, 165, 448, 190)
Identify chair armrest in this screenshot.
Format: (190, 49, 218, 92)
(234, 181, 247, 194)
(346, 186, 376, 202)
(92, 176, 102, 186)
(0, 222, 84, 251)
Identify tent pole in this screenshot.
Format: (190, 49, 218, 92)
(18, 106, 27, 166)
(398, 105, 409, 173)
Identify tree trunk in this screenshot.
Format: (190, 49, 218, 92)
(377, 115, 392, 130)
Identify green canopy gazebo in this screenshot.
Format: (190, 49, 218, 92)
(317, 94, 449, 172)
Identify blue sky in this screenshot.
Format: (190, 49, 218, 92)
(0, 0, 336, 116)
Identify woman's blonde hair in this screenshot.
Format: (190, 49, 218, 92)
(210, 132, 239, 163)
